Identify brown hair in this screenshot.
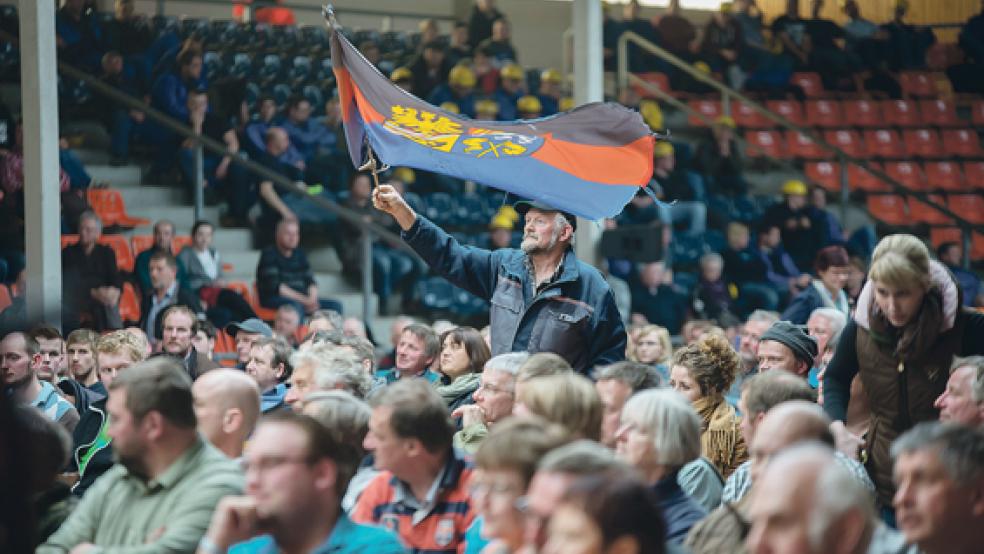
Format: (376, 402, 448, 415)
(475, 415, 571, 487)
(561, 473, 667, 554)
(439, 326, 491, 374)
(741, 370, 817, 417)
(108, 357, 196, 429)
(368, 378, 455, 454)
(516, 374, 602, 441)
(671, 333, 741, 397)
(814, 245, 850, 273)
(517, 352, 572, 382)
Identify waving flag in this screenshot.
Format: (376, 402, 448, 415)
(327, 12, 655, 221)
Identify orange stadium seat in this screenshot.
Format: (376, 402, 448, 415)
(864, 129, 904, 158)
(87, 188, 150, 228)
(131, 235, 154, 255)
(918, 99, 960, 127)
(931, 228, 984, 260)
(849, 162, 890, 192)
(173, 235, 193, 252)
(252, 283, 279, 321)
(790, 72, 825, 98)
(687, 99, 722, 126)
(971, 100, 984, 127)
(631, 72, 672, 99)
(765, 100, 804, 126)
(885, 161, 926, 190)
(787, 130, 827, 159)
(805, 161, 840, 192)
(0, 283, 11, 314)
(942, 129, 984, 158)
(923, 162, 965, 191)
(866, 195, 909, 226)
(908, 194, 950, 225)
(119, 282, 141, 323)
(212, 330, 239, 367)
(805, 100, 844, 128)
(744, 130, 787, 159)
(732, 101, 771, 128)
(225, 280, 253, 303)
(823, 129, 864, 158)
(902, 128, 943, 159)
(843, 99, 882, 128)
(948, 194, 984, 224)
(963, 161, 984, 189)
(62, 234, 134, 272)
(899, 71, 938, 98)
(882, 100, 920, 127)
(61, 234, 78, 249)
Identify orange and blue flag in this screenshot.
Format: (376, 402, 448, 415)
(327, 13, 655, 220)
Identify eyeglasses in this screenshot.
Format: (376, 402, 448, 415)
(239, 455, 311, 475)
(469, 481, 521, 497)
(476, 383, 514, 396)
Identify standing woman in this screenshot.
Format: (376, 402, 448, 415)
(668, 333, 747, 479)
(823, 234, 984, 519)
(435, 326, 491, 410)
(781, 245, 851, 324)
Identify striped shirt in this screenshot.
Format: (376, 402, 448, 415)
(722, 450, 875, 504)
(32, 380, 79, 432)
(351, 451, 475, 554)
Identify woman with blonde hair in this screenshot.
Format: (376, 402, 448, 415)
(668, 333, 747, 479)
(824, 234, 984, 519)
(628, 324, 673, 380)
(513, 373, 603, 441)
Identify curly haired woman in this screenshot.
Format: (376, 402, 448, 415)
(669, 334, 747, 478)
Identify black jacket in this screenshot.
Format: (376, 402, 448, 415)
(138, 284, 204, 340)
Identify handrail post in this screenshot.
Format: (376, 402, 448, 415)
(157, 0, 165, 17)
(361, 230, 374, 322)
(722, 89, 731, 117)
(838, 154, 849, 224)
(194, 142, 204, 222)
(616, 33, 628, 100)
(962, 227, 972, 270)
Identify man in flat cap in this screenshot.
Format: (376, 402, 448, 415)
(757, 320, 818, 379)
(373, 185, 626, 374)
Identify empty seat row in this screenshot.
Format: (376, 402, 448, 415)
(693, 98, 978, 129)
(744, 128, 983, 160)
(866, 194, 984, 226)
(807, 161, 984, 193)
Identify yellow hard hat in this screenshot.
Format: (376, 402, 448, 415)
(489, 213, 513, 231)
(392, 166, 416, 184)
(390, 67, 412, 82)
(640, 99, 663, 131)
(720, 2, 733, 13)
(694, 61, 711, 74)
(540, 68, 563, 84)
(517, 95, 542, 114)
(781, 179, 808, 196)
(500, 63, 524, 81)
(475, 99, 499, 115)
(440, 101, 460, 114)
(715, 115, 736, 129)
(559, 96, 575, 112)
(449, 65, 477, 88)
(497, 205, 519, 224)
(654, 141, 674, 158)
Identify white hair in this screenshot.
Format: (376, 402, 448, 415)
(484, 351, 530, 376)
(290, 345, 371, 399)
(621, 388, 701, 469)
(809, 308, 847, 337)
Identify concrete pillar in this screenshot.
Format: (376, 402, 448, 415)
(571, 0, 603, 267)
(19, 0, 62, 328)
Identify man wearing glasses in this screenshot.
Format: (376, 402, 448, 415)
(452, 352, 530, 453)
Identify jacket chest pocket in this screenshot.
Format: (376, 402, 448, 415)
(489, 279, 523, 355)
(533, 301, 591, 357)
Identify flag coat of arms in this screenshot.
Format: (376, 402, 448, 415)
(328, 13, 655, 221)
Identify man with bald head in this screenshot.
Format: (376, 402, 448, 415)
(745, 444, 913, 554)
(192, 369, 262, 459)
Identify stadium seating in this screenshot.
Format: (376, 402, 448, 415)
(765, 100, 804, 126)
(882, 100, 920, 127)
(86, 188, 150, 228)
(866, 195, 908, 226)
(805, 161, 841, 193)
(963, 161, 984, 189)
(918, 99, 960, 127)
(971, 100, 984, 127)
(823, 129, 863, 158)
(942, 129, 984, 158)
(885, 162, 926, 191)
(732, 101, 770, 128)
(902, 129, 943, 159)
(786, 130, 826, 159)
(119, 282, 141, 323)
(930, 227, 984, 261)
(251, 283, 279, 321)
(843, 99, 882, 128)
(864, 129, 905, 159)
(61, 234, 135, 272)
(687, 99, 722, 126)
(908, 194, 950, 225)
(848, 162, 889, 192)
(632, 72, 671, 99)
(0, 283, 11, 313)
(744, 130, 786, 159)
(789, 72, 824, 98)
(805, 100, 844, 128)
(947, 194, 984, 224)
(898, 71, 938, 98)
(923, 161, 965, 191)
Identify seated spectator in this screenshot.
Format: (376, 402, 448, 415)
(307, 308, 343, 334)
(948, 1, 984, 93)
(695, 116, 748, 197)
(409, 41, 452, 100)
(880, 0, 936, 71)
(191, 368, 260, 459)
(55, 0, 104, 72)
(272, 304, 301, 346)
(547, 473, 668, 554)
(524, 440, 632, 552)
(279, 95, 345, 189)
(61, 212, 123, 332)
(176, 220, 256, 328)
(842, 0, 880, 58)
(515, 352, 573, 397)
(96, 51, 151, 167)
(700, 4, 743, 87)
(156, 305, 220, 379)
(447, 21, 472, 66)
(514, 373, 603, 441)
(285, 345, 371, 407)
(225, 318, 273, 370)
(245, 337, 292, 413)
(735, 310, 779, 386)
(377, 323, 440, 384)
(16, 405, 77, 544)
(934, 356, 984, 427)
(479, 17, 518, 62)
(651, 142, 706, 236)
(192, 320, 217, 361)
(102, 0, 153, 60)
(62, 328, 102, 398)
(177, 90, 249, 205)
(807, 307, 848, 385)
(619, 0, 661, 73)
(429, 65, 478, 118)
(29, 325, 65, 384)
(938, 242, 983, 307)
(536, 68, 563, 116)
(148, 47, 203, 175)
(614, 389, 708, 543)
(494, 63, 530, 118)
(469, 416, 571, 554)
(891, 423, 984, 554)
(693, 252, 735, 323)
(630, 260, 689, 335)
(354, 379, 475, 552)
(763, 180, 826, 273)
(134, 219, 186, 294)
(209, 409, 405, 553)
(808, 186, 847, 248)
(744, 443, 896, 554)
(594, 361, 662, 448)
(627, 324, 673, 379)
(139, 251, 204, 344)
(771, 0, 810, 70)
(516, 95, 542, 119)
(657, 0, 698, 60)
(723, 222, 797, 314)
(254, 128, 333, 228)
(669, 334, 747, 479)
(782, 245, 851, 324)
(468, 0, 504, 49)
(256, 218, 342, 316)
(757, 321, 818, 379)
(804, 0, 859, 91)
(39, 358, 243, 553)
(1, 331, 78, 432)
(470, 44, 501, 95)
(243, 96, 301, 161)
(452, 352, 529, 453)
(339, 173, 421, 314)
(435, 326, 490, 410)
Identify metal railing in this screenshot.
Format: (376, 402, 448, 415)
(152, 0, 457, 29)
(0, 27, 420, 323)
(615, 30, 983, 268)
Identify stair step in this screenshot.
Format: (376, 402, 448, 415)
(212, 228, 253, 251)
(307, 245, 342, 273)
(86, 165, 143, 187)
(313, 272, 358, 295)
(127, 206, 221, 230)
(117, 186, 186, 206)
(221, 251, 261, 278)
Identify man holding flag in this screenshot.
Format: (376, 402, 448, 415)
(373, 186, 626, 374)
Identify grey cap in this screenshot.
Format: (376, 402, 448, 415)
(513, 199, 577, 230)
(760, 321, 818, 366)
(225, 318, 273, 338)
